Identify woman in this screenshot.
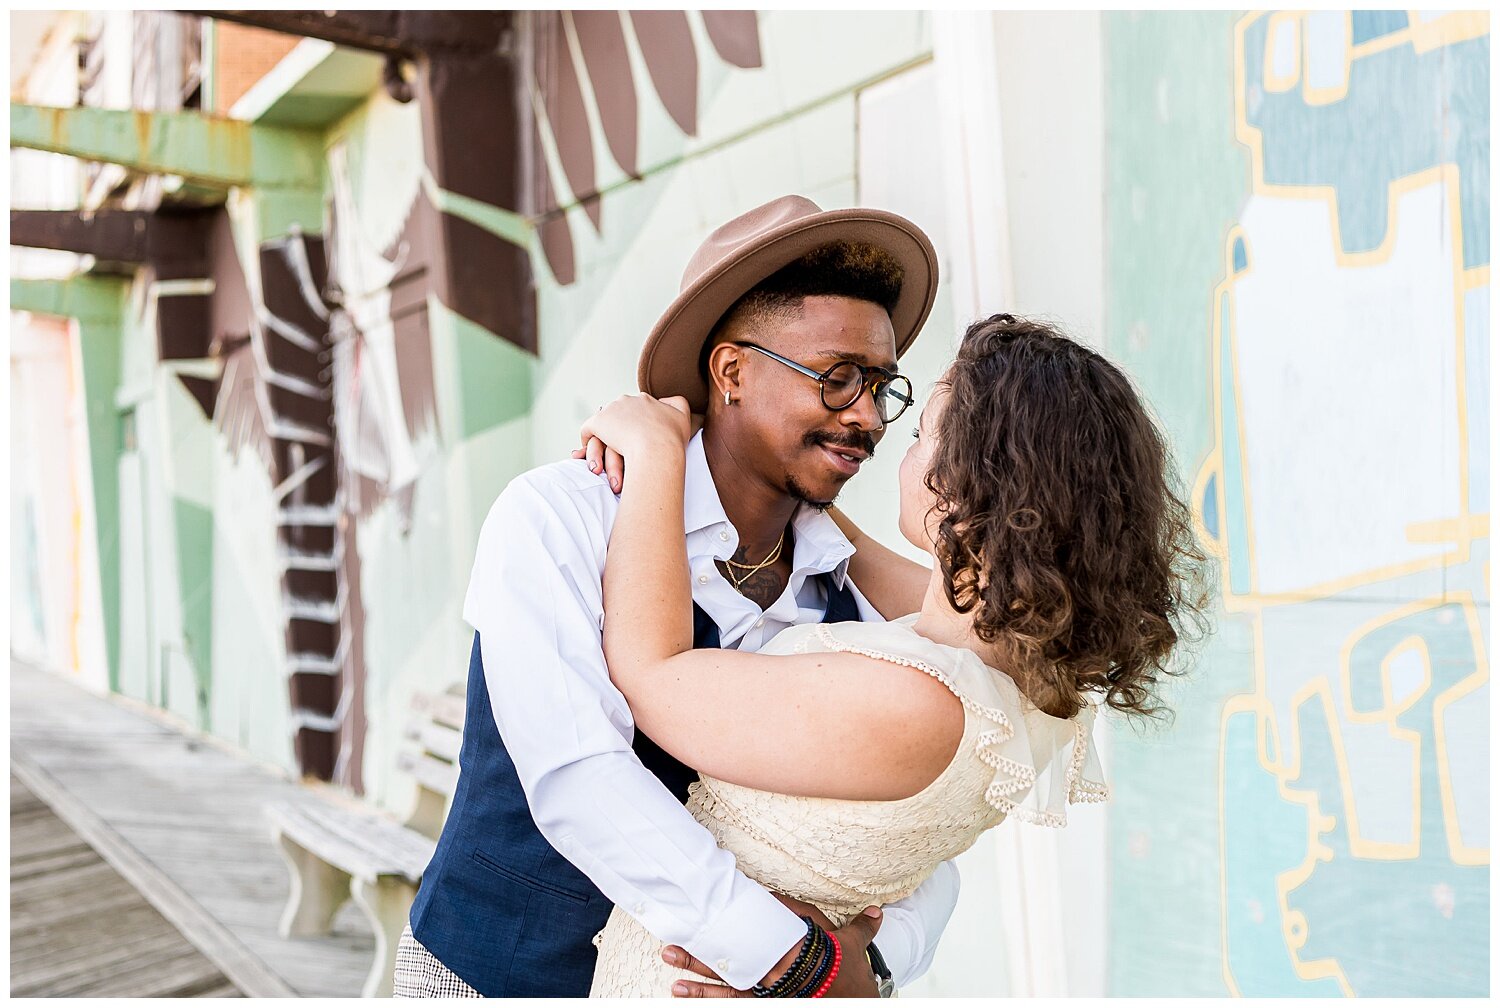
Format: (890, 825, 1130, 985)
(578, 314, 1205, 996)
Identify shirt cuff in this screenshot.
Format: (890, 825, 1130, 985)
(686, 882, 807, 990)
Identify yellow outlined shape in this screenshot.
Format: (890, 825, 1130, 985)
(1263, 12, 1302, 93)
(1215, 24, 1478, 607)
(1431, 593, 1490, 865)
(1300, 11, 1354, 107)
(1335, 603, 1438, 860)
(1269, 680, 1356, 995)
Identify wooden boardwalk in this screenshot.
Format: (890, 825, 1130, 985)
(11, 773, 243, 997)
(10, 659, 377, 997)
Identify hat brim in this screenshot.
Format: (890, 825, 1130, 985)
(638, 208, 939, 413)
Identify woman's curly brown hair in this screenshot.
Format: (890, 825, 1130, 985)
(927, 314, 1209, 720)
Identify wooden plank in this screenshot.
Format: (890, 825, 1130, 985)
(9, 774, 242, 999)
(12, 659, 380, 997)
(33, 941, 227, 998)
(10, 902, 171, 960)
(10, 751, 295, 997)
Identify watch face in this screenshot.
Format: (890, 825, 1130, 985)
(877, 977, 896, 998)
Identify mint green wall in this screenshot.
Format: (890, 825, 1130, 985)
(1105, 11, 1489, 996)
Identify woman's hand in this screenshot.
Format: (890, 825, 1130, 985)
(574, 395, 694, 492)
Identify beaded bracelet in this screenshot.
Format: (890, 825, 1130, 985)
(787, 930, 835, 997)
(780, 922, 828, 996)
(776, 931, 825, 998)
(751, 917, 826, 998)
(810, 933, 843, 998)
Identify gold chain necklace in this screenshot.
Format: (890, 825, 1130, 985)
(721, 531, 785, 588)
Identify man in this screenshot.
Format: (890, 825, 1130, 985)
(397, 195, 959, 998)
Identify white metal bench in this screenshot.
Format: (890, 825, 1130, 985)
(266, 684, 464, 997)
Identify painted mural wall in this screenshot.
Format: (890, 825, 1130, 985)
(1105, 10, 1489, 996)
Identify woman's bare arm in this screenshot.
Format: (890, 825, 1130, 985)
(584, 397, 961, 802)
(827, 507, 931, 620)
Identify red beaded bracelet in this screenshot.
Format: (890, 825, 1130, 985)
(810, 932, 842, 998)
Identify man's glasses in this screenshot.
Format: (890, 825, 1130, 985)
(733, 342, 914, 424)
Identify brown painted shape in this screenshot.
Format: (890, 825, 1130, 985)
(10, 209, 153, 264)
(534, 11, 601, 229)
(293, 725, 337, 782)
(154, 284, 212, 361)
(571, 10, 640, 179)
(206, 209, 252, 381)
(338, 512, 366, 794)
(701, 11, 762, 69)
(418, 44, 522, 212)
(384, 195, 440, 445)
(176, 374, 218, 417)
(628, 11, 699, 138)
(533, 121, 577, 287)
(8, 207, 213, 278)
(411, 41, 537, 353)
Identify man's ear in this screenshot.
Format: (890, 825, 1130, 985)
(706, 341, 744, 400)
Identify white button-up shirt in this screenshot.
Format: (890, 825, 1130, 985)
(463, 432, 959, 990)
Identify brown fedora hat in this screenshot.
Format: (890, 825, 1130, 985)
(638, 194, 939, 412)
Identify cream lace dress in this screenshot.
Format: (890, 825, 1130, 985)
(588, 615, 1109, 998)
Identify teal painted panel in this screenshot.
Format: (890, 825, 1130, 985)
(1221, 706, 1344, 995)
(444, 300, 535, 439)
(173, 498, 214, 727)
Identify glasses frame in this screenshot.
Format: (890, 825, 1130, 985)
(731, 341, 914, 423)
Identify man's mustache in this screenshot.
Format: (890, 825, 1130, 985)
(803, 431, 876, 459)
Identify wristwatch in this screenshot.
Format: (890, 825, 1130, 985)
(866, 941, 896, 998)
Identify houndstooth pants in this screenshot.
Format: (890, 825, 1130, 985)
(393, 924, 483, 998)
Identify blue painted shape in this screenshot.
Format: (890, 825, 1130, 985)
(1217, 291, 1253, 596)
(1203, 471, 1222, 540)
(1232, 235, 1248, 273)
(1242, 15, 1490, 268)
(1222, 706, 1345, 995)
(1351, 10, 1409, 47)
(1283, 607, 1490, 995)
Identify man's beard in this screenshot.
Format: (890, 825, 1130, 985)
(785, 474, 837, 512)
(786, 430, 878, 512)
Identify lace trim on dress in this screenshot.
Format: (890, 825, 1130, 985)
(813, 624, 1108, 827)
(1068, 718, 1111, 806)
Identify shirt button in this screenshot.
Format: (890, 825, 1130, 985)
(719, 531, 729, 541)
(634, 902, 644, 914)
(755, 619, 764, 629)
(698, 575, 709, 584)
(717, 959, 730, 973)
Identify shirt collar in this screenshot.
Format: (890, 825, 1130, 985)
(683, 431, 854, 587)
(683, 431, 727, 535)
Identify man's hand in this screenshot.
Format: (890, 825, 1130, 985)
(660, 903, 883, 998)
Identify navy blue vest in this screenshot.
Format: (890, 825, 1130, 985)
(410, 576, 861, 997)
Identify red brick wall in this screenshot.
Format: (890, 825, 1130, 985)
(211, 22, 302, 114)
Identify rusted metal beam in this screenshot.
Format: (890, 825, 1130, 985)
(185, 10, 507, 58)
(10, 104, 321, 190)
(11, 275, 128, 322)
